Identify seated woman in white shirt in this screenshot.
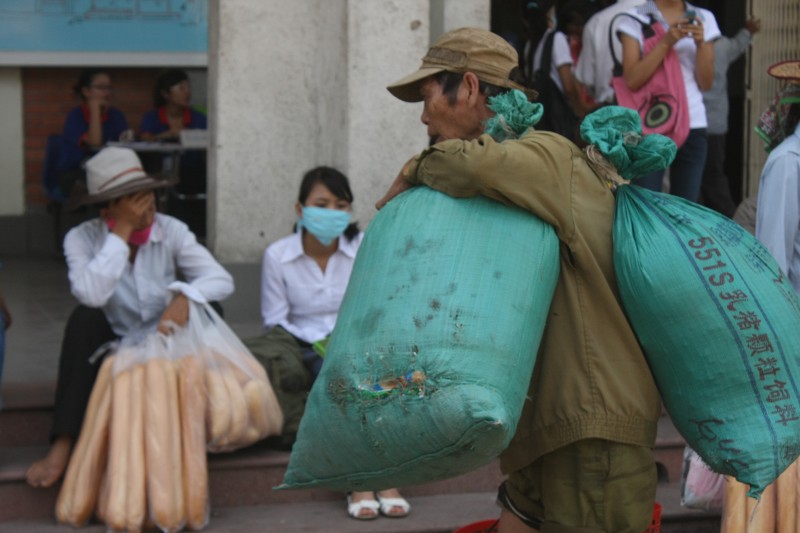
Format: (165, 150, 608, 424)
(26, 147, 234, 488)
(260, 166, 409, 520)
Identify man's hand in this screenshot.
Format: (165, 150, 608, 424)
(158, 293, 189, 334)
(745, 17, 761, 35)
(375, 159, 416, 210)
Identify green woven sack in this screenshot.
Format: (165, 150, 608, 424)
(614, 185, 800, 498)
(280, 186, 559, 491)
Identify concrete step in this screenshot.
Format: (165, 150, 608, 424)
(0, 483, 720, 533)
(0, 442, 504, 523)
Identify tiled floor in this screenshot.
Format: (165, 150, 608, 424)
(1, 257, 263, 384)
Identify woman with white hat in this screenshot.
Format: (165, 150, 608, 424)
(26, 146, 234, 488)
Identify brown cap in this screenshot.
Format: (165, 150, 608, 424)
(768, 60, 800, 84)
(387, 27, 537, 103)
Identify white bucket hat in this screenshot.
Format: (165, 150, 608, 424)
(66, 147, 176, 210)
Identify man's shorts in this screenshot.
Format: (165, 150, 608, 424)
(498, 438, 657, 532)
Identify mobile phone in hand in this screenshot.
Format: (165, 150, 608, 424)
(684, 9, 697, 24)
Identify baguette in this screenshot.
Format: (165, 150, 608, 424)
(126, 364, 146, 531)
(179, 356, 210, 530)
(721, 477, 747, 533)
(205, 367, 231, 443)
(55, 355, 114, 526)
(222, 370, 249, 445)
(776, 460, 797, 533)
(105, 367, 132, 531)
(243, 379, 283, 437)
(94, 467, 110, 524)
(145, 358, 185, 532)
(746, 482, 775, 532)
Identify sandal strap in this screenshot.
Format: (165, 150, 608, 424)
(377, 496, 411, 513)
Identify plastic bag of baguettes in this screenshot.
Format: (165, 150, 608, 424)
(176, 300, 284, 454)
(55, 301, 282, 532)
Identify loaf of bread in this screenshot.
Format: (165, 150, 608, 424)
(179, 356, 209, 530)
(105, 367, 132, 531)
(126, 364, 146, 531)
(55, 355, 114, 526)
(145, 358, 186, 532)
(776, 460, 797, 532)
(721, 477, 747, 533)
(205, 367, 231, 444)
(746, 482, 775, 531)
(222, 369, 249, 444)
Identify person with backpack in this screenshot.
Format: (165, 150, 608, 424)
(521, 0, 596, 142)
(617, 0, 720, 201)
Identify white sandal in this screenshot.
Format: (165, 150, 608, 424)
(376, 493, 411, 518)
(347, 493, 380, 520)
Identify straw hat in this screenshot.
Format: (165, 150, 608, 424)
(767, 60, 800, 84)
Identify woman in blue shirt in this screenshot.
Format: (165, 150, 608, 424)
(58, 69, 129, 198)
(139, 69, 207, 142)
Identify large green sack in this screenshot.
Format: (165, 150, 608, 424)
(280, 186, 559, 491)
(614, 185, 800, 498)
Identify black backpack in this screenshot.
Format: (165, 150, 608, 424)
(531, 31, 580, 142)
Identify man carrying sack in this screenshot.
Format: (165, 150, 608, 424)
(377, 27, 663, 532)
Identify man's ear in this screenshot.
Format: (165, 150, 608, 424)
(462, 72, 483, 107)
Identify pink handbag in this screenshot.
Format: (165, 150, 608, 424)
(610, 13, 690, 148)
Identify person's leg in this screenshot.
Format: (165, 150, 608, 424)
(667, 128, 708, 203)
(26, 305, 116, 488)
(700, 134, 737, 217)
(634, 168, 666, 193)
(497, 439, 656, 532)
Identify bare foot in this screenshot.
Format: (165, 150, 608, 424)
(348, 491, 379, 519)
(377, 488, 410, 517)
(26, 435, 73, 488)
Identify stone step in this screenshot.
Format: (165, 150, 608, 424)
(0, 442, 504, 523)
(0, 483, 720, 533)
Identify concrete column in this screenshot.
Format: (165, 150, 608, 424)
(431, 0, 491, 41)
(209, 0, 430, 262)
(345, 0, 429, 228)
(0, 69, 25, 216)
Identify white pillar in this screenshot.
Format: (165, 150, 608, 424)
(345, 0, 429, 229)
(209, 0, 430, 262)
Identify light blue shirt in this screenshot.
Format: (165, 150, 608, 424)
(756, 122, 800, 292)
(64, 213, 234, 337)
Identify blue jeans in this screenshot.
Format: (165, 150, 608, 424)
(635, 128, 708, 202)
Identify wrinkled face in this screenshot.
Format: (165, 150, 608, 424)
(295, 182, 351, 216)
(419, 76, 484, 143)
(163, 79, 191, 108)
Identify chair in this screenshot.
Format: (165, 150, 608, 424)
(41, 134, 67, 255)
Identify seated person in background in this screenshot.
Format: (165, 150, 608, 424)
(252, 166, 409, 520)
(26, 147, 234, 488)
(139, 68, 207, 143)
(57, 68, 129, 198)
(140, 69, 208, 238)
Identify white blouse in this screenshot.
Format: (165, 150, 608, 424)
(260, 231, 363, 344)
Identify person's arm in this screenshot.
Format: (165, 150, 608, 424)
(620, 25, 682, 91)
(401, 134, 576, 231)
(168, 221, 234, 305)
(755, 155, 800, 274)
(552, 33, 585, 117)
(691, 18, 714, 91)
(574, 18, 597, 95)
(84, 98, 105, 149)
(65, 225, 129, 308)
